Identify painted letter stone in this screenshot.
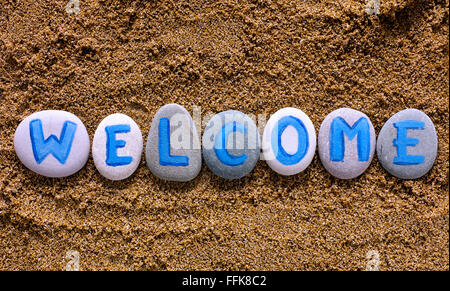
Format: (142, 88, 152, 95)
(377, 109, 437, 179)
(92, 113, 143, 180)
(318, 108, 376, 179)
(14, 110, 90, 177)
(146, 104, 201, 181)
(262, 107, 316, 175)
(202, 110, 260, 179)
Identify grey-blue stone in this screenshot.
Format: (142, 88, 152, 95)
(146, 104, 201, 181)
(202, 110, 260, 180)
(377, 109, 437, 179)
(318, 108, 376, 179)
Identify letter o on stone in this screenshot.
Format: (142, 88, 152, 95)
(262, 107, 316, 175)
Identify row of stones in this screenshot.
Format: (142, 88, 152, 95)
(13, 105, 438, 181)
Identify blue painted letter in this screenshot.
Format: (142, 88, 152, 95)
(214, 121, 247, 166)
(159, 118, 189, 166)
(393, 120, 425, 165)
(105, 124, 133, 167)
(271, 116, 309, 165)
(330, 117, 370, 162)
(29, 119, 77, 164)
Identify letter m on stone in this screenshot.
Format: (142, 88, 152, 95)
(330, 117, 370, 162)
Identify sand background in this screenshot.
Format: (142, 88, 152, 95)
(0, 0, 448, 270)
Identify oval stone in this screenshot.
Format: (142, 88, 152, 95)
(92, 113, 143, 181)
(318, 108, 376, 179)
(377, 109, 437, 179)
(202, 110, 260, 179)
(14, 110, 90, 178)
(146, 104, 201, 181)
(262, 107, 316, 175)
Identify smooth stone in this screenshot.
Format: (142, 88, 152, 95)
(202, 110, 260, 180)
(318, 108, 376, 179)
(14, 110, 90, 178)
(92, 113, 143, 181)
(262, 107, 316, 176)
(377, 109, 437, 179)
(146, 104, 201, 181)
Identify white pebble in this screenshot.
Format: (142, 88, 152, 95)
(92, 113, 143, 181)
(14, 110, 90, 178)
(262, 107, 316, 176)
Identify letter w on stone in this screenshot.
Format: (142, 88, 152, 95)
(29, 119, 77, 164)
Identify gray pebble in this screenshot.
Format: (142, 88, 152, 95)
(202, 110, 260, 179)
(146, 104, 201, 181)
(318, 108, 376, 179)
(377, 109, 437, 179)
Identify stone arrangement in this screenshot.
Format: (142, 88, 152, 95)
(13, 106, 438, 181)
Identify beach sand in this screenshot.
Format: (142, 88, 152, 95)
(0, 0, 448, 270)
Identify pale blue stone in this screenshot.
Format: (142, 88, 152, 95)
(202, 110, 260, 179)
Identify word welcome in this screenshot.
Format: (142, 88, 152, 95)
(13, 105, 438, 181)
